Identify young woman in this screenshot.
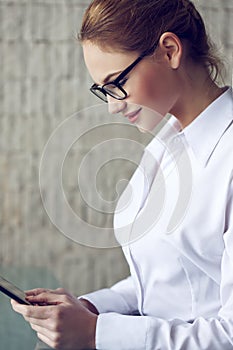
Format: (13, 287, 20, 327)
(12, 0, 233, 349)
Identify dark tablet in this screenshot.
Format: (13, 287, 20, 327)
(0, 275, 32, 305)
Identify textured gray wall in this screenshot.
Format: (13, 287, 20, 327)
(0, 0, 232, 299)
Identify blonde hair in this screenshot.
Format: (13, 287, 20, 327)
(79, 0, 224, 83)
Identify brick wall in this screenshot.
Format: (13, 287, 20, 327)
(0, 0, 232, 296)
(194, 0, 233, 83)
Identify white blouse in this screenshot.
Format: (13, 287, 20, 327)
(82, 87, 233, 349)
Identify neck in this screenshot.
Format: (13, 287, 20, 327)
(171, 67, 226, 129)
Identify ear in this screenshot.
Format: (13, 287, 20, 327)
(158, 32, 183, 69)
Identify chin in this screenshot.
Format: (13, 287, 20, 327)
(135, 110, 164, 134)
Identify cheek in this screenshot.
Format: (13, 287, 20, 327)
(130, 68, 179, 115)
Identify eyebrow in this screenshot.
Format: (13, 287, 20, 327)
(101, 70, 122, 85)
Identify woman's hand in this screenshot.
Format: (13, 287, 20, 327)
(11, 288, 97, 349)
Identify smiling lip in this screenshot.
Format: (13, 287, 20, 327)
(124, 108, 142, 123)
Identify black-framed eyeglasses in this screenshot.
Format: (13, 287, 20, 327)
(90, 53, 148, 103)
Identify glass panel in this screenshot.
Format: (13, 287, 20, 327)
(104, 84, 126, 99)
(91, 88, 107, 102)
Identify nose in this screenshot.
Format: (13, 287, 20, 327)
(107, 95, 127, 114)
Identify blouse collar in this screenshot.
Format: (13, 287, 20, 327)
(180, 87, 233, 167)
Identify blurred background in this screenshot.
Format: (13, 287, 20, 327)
(0, 0, 232, 348)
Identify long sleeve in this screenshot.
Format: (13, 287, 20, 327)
(95, 313, 233, 349)
(79, 276, 138, 315)
(95, 176, 233, 349)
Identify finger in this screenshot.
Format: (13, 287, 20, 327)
(11, 298, 27, 311)
(25, 288, 52, 296)
(26, 288, 68, 296)
(11, 299, 52, 319)
(25, 316, 56, 332)
(54, 288, 73, 297)
(26, 291, 69, 305)
(30, 323, 55, 340)
(37, 333, 54, 349)
(28, 287, 72, 297)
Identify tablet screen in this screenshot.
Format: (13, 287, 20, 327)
(0, 276, 31, 305)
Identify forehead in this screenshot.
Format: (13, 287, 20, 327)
(82, 41, 138, 84)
